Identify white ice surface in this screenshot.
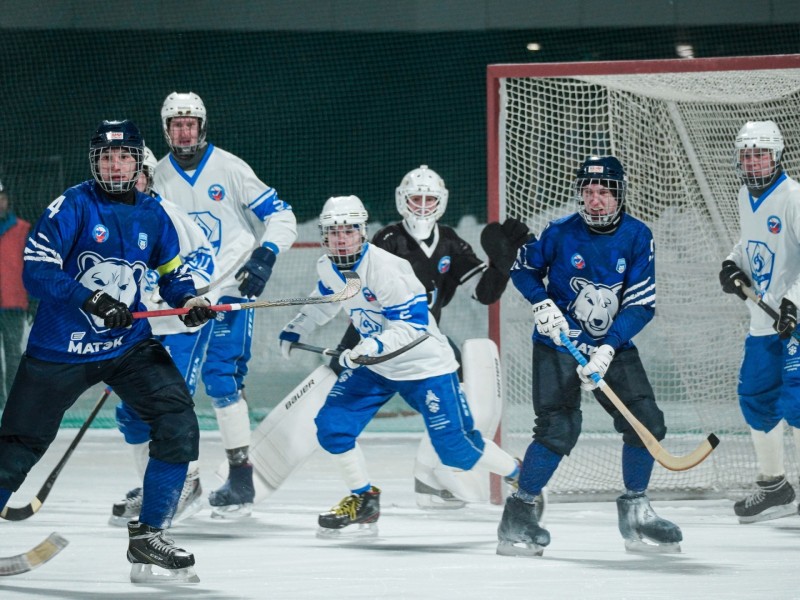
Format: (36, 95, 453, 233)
(1, 429, 798, 600)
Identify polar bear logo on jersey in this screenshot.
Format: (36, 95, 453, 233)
(569, 277, 623, 338)
(77, 251, 147, 332)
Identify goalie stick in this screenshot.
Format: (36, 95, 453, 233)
(132, 271, 361, 319)
(735, 281, 800, 342)
(290, 333, 431, 365)
(0, 388, 112, 521)
(0, 533, 69, 576)
(559, 332, 719, 472)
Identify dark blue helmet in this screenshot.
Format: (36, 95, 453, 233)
(574, 155, 627, 229)
(89, 119, 144, 194)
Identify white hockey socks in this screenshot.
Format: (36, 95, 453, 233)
(330, 444, 370, 493)
(214, 396, 252, 452)
(751, 423, 785, 479)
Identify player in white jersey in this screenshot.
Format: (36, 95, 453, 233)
(719, 120, 800, 523)
(110, 147, 216, 526)
(154, 92, 297, 518)
(279, 195, 520, 537)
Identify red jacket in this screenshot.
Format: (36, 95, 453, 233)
(0, 216, 30, 310)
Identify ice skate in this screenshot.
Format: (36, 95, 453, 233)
(617, 491, 682, 553)
(502, 459, 548, 523)
(317, 486, 380, 538)
(127, 520, 199, 584)
(209, 462, 255, 519)
(496, 494, 550, 557)
(173, 468, 203, 524)
(414, 478, 466, 510)
(109, 487, 142, 527)
(733, 476, 796, 524)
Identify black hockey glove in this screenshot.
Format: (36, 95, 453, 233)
(718, 260, 750, 300)
(775, 298, 797, 340)
(480, 217, 531, 274)
(180, 296, 217, 328)
(236, 246, 276, 298)
(82, 290, 133, 329)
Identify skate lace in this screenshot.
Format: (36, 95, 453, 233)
(743, 487, 766, 509)
(149, 531, 179, 557)
(331, 495, 361, 520)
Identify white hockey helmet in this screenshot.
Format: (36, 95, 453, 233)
(319, 195, 369, 269)
(734, 120, 784, 189)
(161, 91, 208, 157)
(395, 165, 448, 241)
(138, 146, 158, 195)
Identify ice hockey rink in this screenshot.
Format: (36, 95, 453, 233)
(0, 428, 797, 600)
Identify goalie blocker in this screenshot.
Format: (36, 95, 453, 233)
(215, 339, 503, 505)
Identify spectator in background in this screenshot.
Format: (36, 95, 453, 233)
(0, 182, 30, 408)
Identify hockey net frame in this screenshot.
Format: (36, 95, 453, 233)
(487, 54, 800, 501)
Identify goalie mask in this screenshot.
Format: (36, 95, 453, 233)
(395, 165, 449, 241)
(734, 120, 784, 190)
(319, 195, 369, 269)
(161, 91, 208, 157)
(574, 155, 627, 230)
(89, 119, 144, 194)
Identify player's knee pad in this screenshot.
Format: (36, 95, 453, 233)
(620, 401, 667, 447)
(536, 408, 581, 456)
(147, 407, 199, 463)
(115, 401, 151, 445)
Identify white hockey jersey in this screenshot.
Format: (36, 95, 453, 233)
(727, 172, 800, 336)
(154, 144, 297, 298)
(298, 244, 459, 381)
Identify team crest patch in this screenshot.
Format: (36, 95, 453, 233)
(92, 224, 109, 243)
(208, 184, 225, 202)
(768, 215, 782, 234)
(571, 253, 585, 269)
(363, 287, 377, 302)
(616, 258, 626, 273)
(438, 256, 451, 273)
(138, 232, 148, 250)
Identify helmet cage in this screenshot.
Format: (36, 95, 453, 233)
(734, 121, 784, 189)
(574, 156, 627, 228)
(395, 165, 448, 240)
(89, 120, 144, 194)
(319, 196, 369, 269)
(161, 92, 208, 157)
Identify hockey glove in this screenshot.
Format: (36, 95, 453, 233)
(278, 312, 317, 360)
(82, 290, 133, 329)
(180, 296, 216, 328)
(577, 344, 615, 391)
(718, 260, 750, 300)
(775, 298, 798, 340)
(236, 246, 277, 298)
(480, 217, 531, 273)
(338, 337, 381, 370)
(531, 299, 568, 346)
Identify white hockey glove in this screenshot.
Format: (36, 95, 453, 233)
(338, 337, 381, 370)
(531, 299, 569, 345)
(278, 312, 317, 360)
(577, 344, 615, 391)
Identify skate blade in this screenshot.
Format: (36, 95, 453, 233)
(316, 523, 378, 539)
(624, 539, 681, 554)
(737, 503, 797, 524)
(210, 503, 253, 520)
(173, 498, 204, 524)
(108, 514, 135, 527)
(496, 540, 544, 557)
(130, 563, 200, 584)
(415, 493, 466, 511)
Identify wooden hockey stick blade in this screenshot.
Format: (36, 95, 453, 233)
(132, 270, 362, 319)
(735, 281, 800, 342)
(0, 532, 69, 576)
(559, 333, 719, 472)
(0, 388, 112, 521)
(291, 333, 431, 365)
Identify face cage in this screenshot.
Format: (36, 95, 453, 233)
(734, 148, 781, 190)
(574, 178, 625, 227)
(163, 117, 207, 158)
(320, 223, 367, 269)
(90, 147, 143, 194)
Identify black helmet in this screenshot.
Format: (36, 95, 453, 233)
(89, 120, 144, 194)
(574, 155, 627, 229)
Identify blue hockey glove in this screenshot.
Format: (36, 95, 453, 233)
(82, 290, 133, 329)
(236, 246, 276, 298)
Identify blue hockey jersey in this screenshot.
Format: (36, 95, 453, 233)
(510, 212, 656, 355)
(23, 180, 196, 362)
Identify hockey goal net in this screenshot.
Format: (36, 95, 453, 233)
(488, 54, 800, 499)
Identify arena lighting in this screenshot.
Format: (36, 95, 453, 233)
(676, 43, 695, 58)
(526, 42, 541, 52)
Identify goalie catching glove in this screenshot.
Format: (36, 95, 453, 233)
(339, 337, 382, 370)
(577, 344, 615, 391)
(480, 217, 531, 274)
(531, 299, 568, 345)
(180, 296, 216, 328)
(718, 260, 750, 300)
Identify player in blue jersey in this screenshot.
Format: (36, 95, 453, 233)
(497, 155, 682, 557)
(0, 120, 216, 583)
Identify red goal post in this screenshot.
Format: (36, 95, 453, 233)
(487, 54, 800, 501)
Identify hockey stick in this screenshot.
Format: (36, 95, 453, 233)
(559, 332, 719, 472)
(132, 270, 361, 319)
(0, 532, 69, 576)
(735, 282, 800, 342)
(0, 388, 113, 521)
(290, 333, 431, 365)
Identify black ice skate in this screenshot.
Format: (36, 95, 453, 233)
(317, 486, 381, 538)
(109, 487, 142, 527)
(496, 494, 551, 557)
(209, 462, 255, 519)
(414, 478, 466, 510)
(617, 491, 682, 553)
(503, 459, 548, 524)
(734, 476, 796, 524)
(173, 468, 204, 524)
(127, 520, 199, 583)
